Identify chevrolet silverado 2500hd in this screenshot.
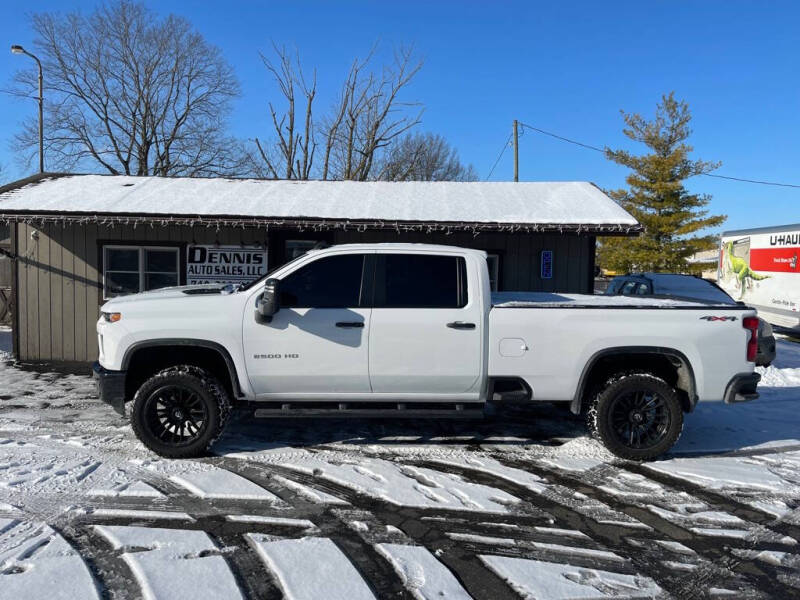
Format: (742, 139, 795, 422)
(93, 244, 760, 460)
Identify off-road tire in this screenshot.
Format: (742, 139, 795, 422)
(131, 365, 231, 458)
(587, 371, 683, 461)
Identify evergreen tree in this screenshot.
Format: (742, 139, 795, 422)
(598, 93, 725, 273)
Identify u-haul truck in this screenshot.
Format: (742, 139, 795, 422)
(719, 224, 800, 331)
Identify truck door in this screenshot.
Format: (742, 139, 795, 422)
(368, 253, 482, 395)
(243, 252, 371, 398)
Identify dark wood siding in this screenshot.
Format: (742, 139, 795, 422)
(332, 230, 592, 293)
(14, 223, 593, 364)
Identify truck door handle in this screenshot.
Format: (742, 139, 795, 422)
(447, 321, 476, 330)
(336, 321, 364, 328)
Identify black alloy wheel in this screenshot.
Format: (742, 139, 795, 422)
(131, 365, 231, 458)
(144, 384, 208, 445)
(608, 389, 670, 450)
(587, 372, 684, 461)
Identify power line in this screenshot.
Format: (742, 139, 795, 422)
(518, 122, 605, 153)
(701, 173, 800, 189)
(516, 121, 800, 189)
(485, 133, 513, 181)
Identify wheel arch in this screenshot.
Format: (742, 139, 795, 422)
(571, 346, 698, 415)
(122, 339, 242, 402)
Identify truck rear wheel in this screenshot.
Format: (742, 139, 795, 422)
(130, 365, 231, 458)
(587, 372, 683, 461)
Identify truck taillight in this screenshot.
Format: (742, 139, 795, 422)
(743, 317, 759, 362)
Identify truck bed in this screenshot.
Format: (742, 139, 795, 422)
(488, 292, 755, 403)
(492, 292, 737, 309)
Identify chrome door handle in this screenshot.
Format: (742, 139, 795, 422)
(336, 321, 365, 328)
(447, 321, 476, 330)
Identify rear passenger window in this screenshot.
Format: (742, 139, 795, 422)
(374, 254, 467, 308)
(280, 254, 364, 308)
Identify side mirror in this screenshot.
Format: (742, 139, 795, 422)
(255, 278, 280, 323)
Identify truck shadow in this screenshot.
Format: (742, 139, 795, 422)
(213, 403, 589, 454)
(213, 386, 800, 459)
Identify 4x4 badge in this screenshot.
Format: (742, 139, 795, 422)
(699, 316, 738, 322)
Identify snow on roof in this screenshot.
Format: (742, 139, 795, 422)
(0, 174, 639, 231)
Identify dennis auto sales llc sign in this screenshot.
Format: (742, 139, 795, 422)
(186, 245, 267, 285)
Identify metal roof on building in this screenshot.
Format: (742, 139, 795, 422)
(0, 174, 640, 234)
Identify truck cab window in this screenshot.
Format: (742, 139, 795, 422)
(279, 254, 364, 308)
(374, 254, 467, 308)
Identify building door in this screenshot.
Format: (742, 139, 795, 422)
(368, 253, 482, 396)
(243, 252, 372, 398)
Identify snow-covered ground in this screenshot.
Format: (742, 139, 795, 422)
(0, 327, 799, 599)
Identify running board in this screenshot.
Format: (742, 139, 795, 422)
(253, 402, 485, 419)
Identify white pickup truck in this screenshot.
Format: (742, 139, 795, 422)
(94, 244, 761, 460)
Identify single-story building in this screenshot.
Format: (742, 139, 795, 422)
(0, 173, 640, 368)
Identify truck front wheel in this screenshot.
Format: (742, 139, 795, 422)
(587, 372, 683, 461)
(130, 365, 231, 458)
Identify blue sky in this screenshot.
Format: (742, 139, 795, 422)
(1, 0, 798, 232)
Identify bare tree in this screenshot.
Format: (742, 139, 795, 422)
(12, 0, 242, 176)
(254, 44, 316, 179)
(377, 132, 478, 181)
(326, 46, 423, 181)
(255, 44, 423, 180)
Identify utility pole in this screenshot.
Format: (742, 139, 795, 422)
(36, 61, 43, 173)
(512, 119, 519, 182)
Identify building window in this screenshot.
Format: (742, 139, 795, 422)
(285, 240, 320, 261)
(103, 245, 180, 299)
(0, 224, 9, 247)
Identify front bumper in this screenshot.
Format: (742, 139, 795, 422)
(724, 372, 761, 404)
(92, 362, 127, 416)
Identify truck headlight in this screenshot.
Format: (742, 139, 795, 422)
(102, 312, 122, 323)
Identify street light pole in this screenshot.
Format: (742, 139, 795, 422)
(11, 45, 44, 173)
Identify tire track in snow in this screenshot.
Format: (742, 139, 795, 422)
(205, 527, 283, 600)
(71, 469, 319, 600)
(410, 457, 763, 600)
(502, 457, 797, 599)
(212, 458, 415, 600)
(49, 522, 138, 600)
(438, 534, 639, 575)
(257, 462, 520, 600)
(621, 461, 800, 542)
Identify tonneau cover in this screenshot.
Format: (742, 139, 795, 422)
(491, 292, 738, 309)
